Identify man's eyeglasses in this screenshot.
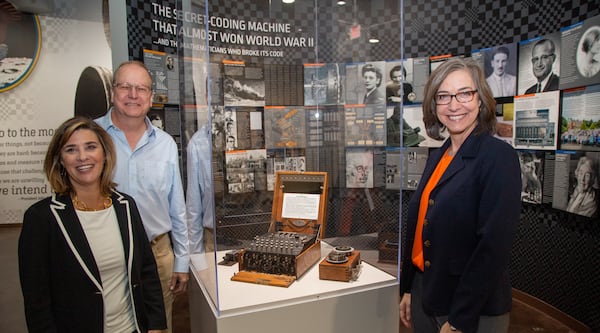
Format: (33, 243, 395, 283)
(113, 82, 152, 96)
(531, 54, 554, 64)
(435, 90, 477, 105)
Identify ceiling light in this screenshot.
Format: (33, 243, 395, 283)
(337, 1, 347, 5)
(369, 37, 379, 43)
(283, 0, 295, 3)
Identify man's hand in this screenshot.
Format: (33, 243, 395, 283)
(400, 293, 412, 328)
(169, 272, 189, 295)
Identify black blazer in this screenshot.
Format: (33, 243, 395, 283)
(19, 191, 166, 333)
(400, 131, 521, 333)
(524, 73, 559, 94)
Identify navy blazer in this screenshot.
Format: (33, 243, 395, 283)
(400, 131, 521, 333)
(19, 191, 166, 333)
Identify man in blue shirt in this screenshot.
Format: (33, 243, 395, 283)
(96, 60, 188, 333)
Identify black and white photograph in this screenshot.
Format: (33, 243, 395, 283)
(399, 104, 447, 148)
(225, 149, 267, 194)
(211, 105, 226, 151)
(346, 148, 374, 188)
(384, 58, 431, 105)
(518, 150, 544, 204)
(303, 62, 345, 106)
(518, 33, 561, 95)
(345, 61, 386, 105)
(473, 43, 518, 97)
(578, 25, 600, 79)
(223, 60, 265, 107)
(386, 105, 426, 147)
(384, 60, 415, 105)
(223, 107, 238, 151)
(560, 14, 600, 89)
(552, 151, 600, 217)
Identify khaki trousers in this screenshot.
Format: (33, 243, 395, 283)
(151, 233, 174, 333)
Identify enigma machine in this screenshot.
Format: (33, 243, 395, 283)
(231, 171, 328, 287)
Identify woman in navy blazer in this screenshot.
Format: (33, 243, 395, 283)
(399, 58, 521, 333)
(19, 117, 166, 333)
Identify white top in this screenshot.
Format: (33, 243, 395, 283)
(77, 208, 136, 333)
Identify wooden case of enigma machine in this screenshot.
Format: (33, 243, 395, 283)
(231, 171, 328, 287)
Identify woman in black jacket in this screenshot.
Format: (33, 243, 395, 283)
(399, 58, 521, 333)
(19, 117, 166, 332)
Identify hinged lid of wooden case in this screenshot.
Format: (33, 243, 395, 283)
(269, 171, 328, 238)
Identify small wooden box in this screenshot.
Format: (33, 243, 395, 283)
(319, 251, 361, 282)
(232, 171, 328, 287)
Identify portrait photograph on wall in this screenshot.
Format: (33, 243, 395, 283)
(345, 61, 386, 106)
(518, 32, 562, 95)
(345, 148, 374, 188)
(560, 13, 600, 89)
(472, 42, 518, 98)
(552, 150, 600, 218)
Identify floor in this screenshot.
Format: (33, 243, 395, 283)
(2, 225, 589, 333)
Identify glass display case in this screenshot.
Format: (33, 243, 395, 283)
(168, 0, 405, 329)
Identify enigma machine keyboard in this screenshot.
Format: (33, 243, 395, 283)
(241, 230, 318, 276)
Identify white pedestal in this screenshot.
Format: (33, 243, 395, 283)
(189, 242, 399, 333)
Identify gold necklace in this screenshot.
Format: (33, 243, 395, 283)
(72, 195, 112, 211)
